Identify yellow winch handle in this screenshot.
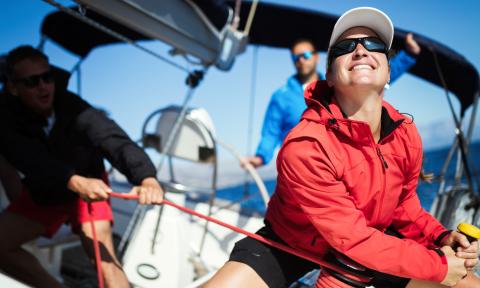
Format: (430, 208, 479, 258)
(457, 222, 480, 240)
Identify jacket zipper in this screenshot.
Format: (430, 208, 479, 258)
(377, 146, 388, 169)
(327, 111, 402, 225)
(326, 110, 401, 224)
(375, 144, 388, 224)
(328, 118, 340, 130)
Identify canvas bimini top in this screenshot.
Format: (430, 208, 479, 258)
(40, 0, 479, 115)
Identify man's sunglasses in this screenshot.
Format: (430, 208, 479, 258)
(292, 51, 313, 63)
(328, 37, 389, 66)
(11, 70, 55, 89)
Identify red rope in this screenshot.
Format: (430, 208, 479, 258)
(316, 269, 351, 288)
(88, 192, 359, 288)
(108, 193, 336, 267)
(88, 203, 105, 288)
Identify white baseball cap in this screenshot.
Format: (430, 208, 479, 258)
(328, 7, 394, 50)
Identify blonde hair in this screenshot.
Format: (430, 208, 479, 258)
(419, 156, 434, 183)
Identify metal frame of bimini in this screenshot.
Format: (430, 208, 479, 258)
(429, 46, 480, 231)
(41, 0, 268, 274)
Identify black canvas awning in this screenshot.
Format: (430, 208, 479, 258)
(41, 1, 479, 115)
(230, 1, 479, 116)
(41, 6, 149, 58)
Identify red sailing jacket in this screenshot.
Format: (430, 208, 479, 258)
(265, 80, 449, 283)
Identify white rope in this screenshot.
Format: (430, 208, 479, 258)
(215, 137, 269, 208)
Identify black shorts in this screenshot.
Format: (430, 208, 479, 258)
(229, 224, 411, 288)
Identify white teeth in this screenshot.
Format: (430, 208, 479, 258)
(353, 64, 373, 70)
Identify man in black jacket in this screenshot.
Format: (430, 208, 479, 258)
(0, 46, 163, 288)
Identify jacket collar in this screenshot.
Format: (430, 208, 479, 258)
(287, 72, 327, 95)
(4, 89, 79, 135)
(287, 75, 304, 95)
(9, 95, 48, 128)
(302, 80, 406, 144)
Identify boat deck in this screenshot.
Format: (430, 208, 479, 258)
(61, 235, 211, 288)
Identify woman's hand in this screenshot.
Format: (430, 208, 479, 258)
(442, 231, 480, 271)
(67, 175, 111, 203)
(127, 177, 163, 205)
(440, 246, 468, 287)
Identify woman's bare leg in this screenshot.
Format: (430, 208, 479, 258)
(406, 271, 480, 288)
(203, 261, 268, 288)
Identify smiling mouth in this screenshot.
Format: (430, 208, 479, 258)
(39, 94, 50, 102)
(352, 64, 374, 71)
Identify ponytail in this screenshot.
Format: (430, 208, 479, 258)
(419, 156, 434, 183)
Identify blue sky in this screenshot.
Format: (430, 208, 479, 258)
(1, 0, 480, 169)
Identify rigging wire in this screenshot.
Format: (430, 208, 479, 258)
(41, 0, 190, 73)
(37, 34, 47, 52)
(156, 85, 198, 172)
(69, 58, 83, 96)
(76, 64, 81, 96)
(70, 58, 83, 74)
(437, 137, 459, 193)
(244, 0, 260, 37)
(457, 92, 480, 183)
(243, 46, 259, 199)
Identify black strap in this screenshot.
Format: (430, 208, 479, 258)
(324, 251, 374, 279)
(433, 248, 445, 257)
(434, 230, 453, 247)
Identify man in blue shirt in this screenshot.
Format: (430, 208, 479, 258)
(243, 34, 421, 168)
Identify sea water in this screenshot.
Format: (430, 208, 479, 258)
(213, 141, 480, 214)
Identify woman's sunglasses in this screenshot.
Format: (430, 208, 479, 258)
(11, 70, 55, 89)
(328, 37, 389, 66)
(291, 50, 313, 63)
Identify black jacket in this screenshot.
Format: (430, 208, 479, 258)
(0, 90, 156, 206)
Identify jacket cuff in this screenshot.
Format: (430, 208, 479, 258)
(255, 155, 265, 166)
(62, 166, 77, 191)
(434, 230, 453, 247)
(431, 248, 449, 283)
(405, 48, 419, 59)
(132, 172, 157, 186)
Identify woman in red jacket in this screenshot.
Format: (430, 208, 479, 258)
(205, 7, 480, 288)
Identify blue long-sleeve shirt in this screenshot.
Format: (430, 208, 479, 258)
(255, 50, 417, 165)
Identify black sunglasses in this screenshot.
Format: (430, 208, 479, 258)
(11, 70, 55, 89)
(328, 37, 389, 66)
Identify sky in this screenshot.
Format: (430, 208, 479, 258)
(1, 0, 480, 180)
